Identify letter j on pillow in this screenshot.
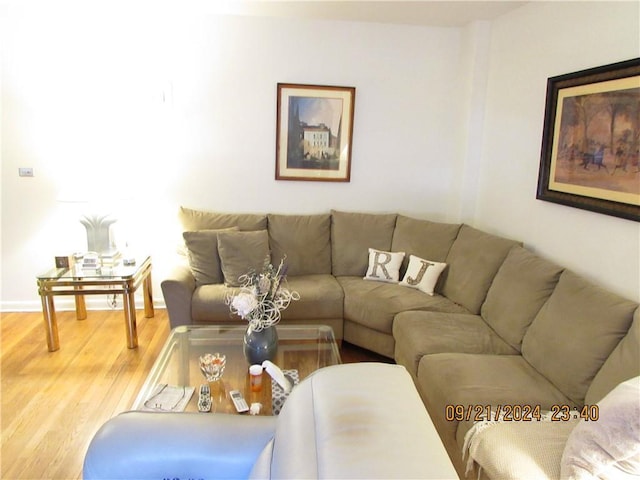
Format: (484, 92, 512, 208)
(399, 255, 447, 295)
(364, 249, 405, 283)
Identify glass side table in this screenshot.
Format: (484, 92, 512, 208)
(36, 255, 153, 352)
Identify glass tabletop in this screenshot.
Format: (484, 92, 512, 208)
(37, 255, 150, 280)
(132, 324, 342, 415)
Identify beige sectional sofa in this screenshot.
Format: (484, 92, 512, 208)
(162, 207, 640, 479)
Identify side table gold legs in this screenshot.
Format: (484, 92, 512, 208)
(74, 286, 87, 320)
(123, 282, 139, 349)
(143, 273, 154, 318)
(40, 294, 60, 352)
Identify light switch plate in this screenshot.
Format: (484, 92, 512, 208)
(19, 167, 34, 177)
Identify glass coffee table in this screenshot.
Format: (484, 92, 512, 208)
(132, 324, 341, 415)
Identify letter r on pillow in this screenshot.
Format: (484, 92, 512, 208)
(371, 251, 393, 280)
(406, 259, 434, 285)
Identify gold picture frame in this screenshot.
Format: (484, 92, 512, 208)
(275, 83, 355, 182)
(537, 58, 640, 221)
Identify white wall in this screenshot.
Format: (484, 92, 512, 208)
(1, 9, 466, 310)
(1, 2, 638, 312)
(473, 1, 640, 301)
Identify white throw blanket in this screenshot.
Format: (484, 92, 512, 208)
(462, 377, 640, 480)
(462, 409, 580, 479)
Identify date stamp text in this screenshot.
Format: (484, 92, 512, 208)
(444, 404, 599, 422)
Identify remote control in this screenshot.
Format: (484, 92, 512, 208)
(198, 384, 211, 412)
(229, 390, 249, 413)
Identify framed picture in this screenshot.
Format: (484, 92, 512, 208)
(276, 83, 355, 182)
(537, 58, 640, 222)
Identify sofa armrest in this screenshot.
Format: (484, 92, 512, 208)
(161, 265, 196, 328)
(83, 411, 276, 480)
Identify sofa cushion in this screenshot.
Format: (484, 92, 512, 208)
(330, 210, 397, 276)
(183, 227, 238, 286)
(192, 284, 237, 322)
(585, 308, 640, 405)
(364, 249, 405, 284)
(418, 353, 573, 476)
(217, 230, 270, 287)
(393, 311, 518, 378)
(441, 225, 520, 314)
(561, 376, 640, 480)
(338, 276, 468, 334)
(481, 246, 564, 351)
(193, 275, 343, 323)
(521, 270, 637, 406)
(280, 275, 344, 320)
(267, 214, 331, 276)
(399, 255, 447, 295)
(179, 206, 267, 231)
(391, 215, 461, 275)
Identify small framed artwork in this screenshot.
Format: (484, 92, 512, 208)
(275, 83, 355, 182)
(537, 58, 640, 222)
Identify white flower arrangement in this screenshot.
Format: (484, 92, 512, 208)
(226, 257, 300, 331)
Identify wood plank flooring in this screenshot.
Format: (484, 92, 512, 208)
(1, 309, 390, 479)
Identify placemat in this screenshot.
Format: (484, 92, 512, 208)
(271, 369, 299, 415)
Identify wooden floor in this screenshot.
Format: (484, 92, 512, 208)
(1, 309, 390, 480)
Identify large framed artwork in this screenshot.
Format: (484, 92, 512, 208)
(275, 83, 355, 182)
(537, 58, 640, 222)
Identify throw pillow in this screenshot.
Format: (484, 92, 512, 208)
(183, 227, 238, 286)
(363, 248, 405, 283)
(399, 255, 447, 295)
(217, 230, 270, 287)
(560, 376, 640, 479)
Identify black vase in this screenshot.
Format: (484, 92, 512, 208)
(243, 324, 278, 365)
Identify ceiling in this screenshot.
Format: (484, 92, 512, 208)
(214, 1, 529, 27)
(1, 1, 528, 27)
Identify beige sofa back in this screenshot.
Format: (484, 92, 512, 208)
(390, 215, 460, 278)
(585, 307, 640, 405)
(267, 214, 331, 276)
(441, 225, 520, 314)
(521, 270, 638, 406)
(481, 246, 564, 351)
(179, 206, 267, 231)
(330, 210, 397, 276)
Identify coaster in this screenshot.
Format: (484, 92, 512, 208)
(271, 369, 299, 415)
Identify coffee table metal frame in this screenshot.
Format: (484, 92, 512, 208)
(36, 256, 154, 352)
(132, 324, 341, 415)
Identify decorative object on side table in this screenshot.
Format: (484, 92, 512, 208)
(226, 258, 300, 364)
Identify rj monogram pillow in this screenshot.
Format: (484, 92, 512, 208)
(364, 248, 405, 284)
(400, 255, 447, 295)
